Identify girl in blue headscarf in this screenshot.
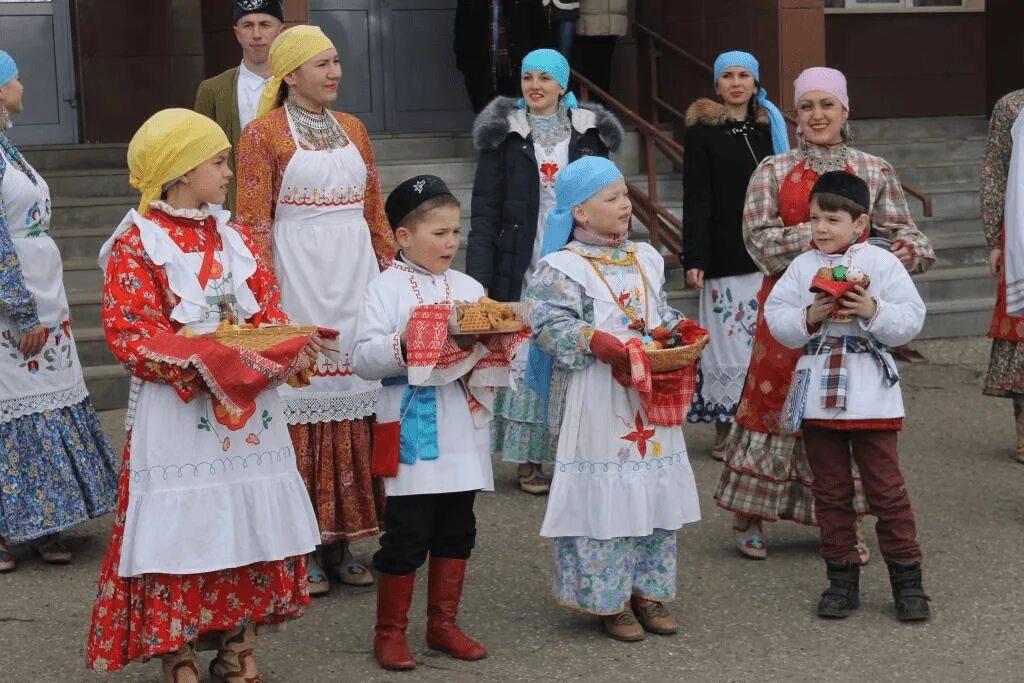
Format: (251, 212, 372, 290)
(682, 51, 789, 467)
(467, 47, 623, 494)
(524, 156, 701, 642)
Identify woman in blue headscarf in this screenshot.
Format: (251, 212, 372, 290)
(683, 51, 789, 466)
(467, 48, 623, 494)
(0, 51, 117, 572)
(524, 155, 701, 641)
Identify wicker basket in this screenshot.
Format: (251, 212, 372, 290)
(202, 324, 319, 352)
(646, 334, 709, 373)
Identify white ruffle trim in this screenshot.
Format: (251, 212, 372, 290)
(148, 200, 214, 221)
(0, 379, 90, 424)
(281, 389, 379, 424)
(118, 470, 320, 577)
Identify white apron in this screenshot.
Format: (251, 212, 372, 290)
(114, 212, 319, 577)
(0, 146, 88, 424)
(695, 271, 762, 414)
(539, 248, 702, 539)
(272, 109, 381, 424)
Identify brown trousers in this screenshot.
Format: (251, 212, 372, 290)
(803, 427, 922, 565)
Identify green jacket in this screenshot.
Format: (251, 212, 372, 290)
(194, 67, 240, 211)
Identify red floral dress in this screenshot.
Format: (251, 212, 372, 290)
(86, 208, 308, 672)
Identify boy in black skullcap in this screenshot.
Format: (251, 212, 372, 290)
(354, 175, 527, 670)
(763, 171, 932, 623)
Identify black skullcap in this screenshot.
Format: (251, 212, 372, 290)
(385, 175, 457, 229)
(234, 0, 284, 23)
(811, 171, 870, 213)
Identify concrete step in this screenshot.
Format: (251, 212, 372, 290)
(915, 216, 981, 238)
(50, 227, 110, 259)
(908, 181, 980, 221)
(62, 256, 104, 291)
(83, 364, 130, 412)
(929, 232, 989, 268)
(914, 264, 992, 301)
(896, 159, 980, 187)
(69, 290, 104, 328)
(19, 143, 128, 172)
(74, 326, 116, 367)
(852, 116, 988, 143)
(53, 195, 136, 230)
(919, 296, 992, 339)
(856, 137, 986, 166)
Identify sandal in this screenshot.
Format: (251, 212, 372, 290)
(337, 558, 375, 587)
(306, 553, 330, 596)
(0, 539, 15, 573)
(33, 534, 71, 564)
(854, 517, 872, 566)
(162, 645, 200, 683)
(733, 516, 767, 560)
(518, 465, 550, 495)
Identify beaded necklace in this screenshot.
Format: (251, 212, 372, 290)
(527, 104, 571, 155)
(287, 100, 350, 151)
(569, 246, 652, 332)
(804, 141, 850, 175)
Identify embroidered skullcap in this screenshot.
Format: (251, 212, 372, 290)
(811, 170, 870, 214)
(0, 51, 17, 89)
(713, 50, 790, 155)
(525, 156, 625, 408)
(794, 67, 849, 111)
(127, 109, 230, 213)
(517, 48, 578, 110)
(385, 175, 457, 229)
(256, 25, 336, 118)
(234, 0, 284, 23)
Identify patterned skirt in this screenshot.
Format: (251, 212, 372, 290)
(714, 423, 867, 524)
(553, 530, 677, 615)
(289, 417, 384, 544)
(984, 339, 1024, 397)
(86, 438, 309, 672)
(491, 383, 557, 465)
(0, 398, 118, 544)
(687, 273, 761, 423)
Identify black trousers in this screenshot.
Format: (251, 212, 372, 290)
(373, 491, 478, 576)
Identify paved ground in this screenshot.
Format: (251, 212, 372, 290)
(2, 336, 1022, 682)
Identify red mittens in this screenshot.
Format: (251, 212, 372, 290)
(590, 330, 630, 376)
(675, 320, 708, 346)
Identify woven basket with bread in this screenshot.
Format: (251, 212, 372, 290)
(198, 321, 320, 352)
(646, 334, 709, 373)
(449, 297, 530, 335)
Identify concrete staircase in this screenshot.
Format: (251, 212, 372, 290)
(24, 115, 989, 411)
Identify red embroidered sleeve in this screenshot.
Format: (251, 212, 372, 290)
(339, 113, 397, 270)
(101, 229, 198, 401)
(235, 115, 283, 266)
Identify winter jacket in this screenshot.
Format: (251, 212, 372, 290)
(577, 0, 629, 37)
(467, 96, 623, 301)
(682, 98, 774, 279)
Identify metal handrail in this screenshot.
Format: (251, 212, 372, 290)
(571, 69, 683, 255)
(633, 21, 933, 219)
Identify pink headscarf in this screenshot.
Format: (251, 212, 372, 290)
(793, 67, 849, 111)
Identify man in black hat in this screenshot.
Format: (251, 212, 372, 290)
(194, 1, 285, 211)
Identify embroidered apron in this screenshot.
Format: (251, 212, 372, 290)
(117, 213, 319, 577)
(0, 146, 88, 423)
(272, 108, 381, 424)
(540, 248, 700, 539)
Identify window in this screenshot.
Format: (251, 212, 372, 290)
(825, 0, 983, 9)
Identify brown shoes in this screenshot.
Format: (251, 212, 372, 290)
(602, 606, 645, 642)
(632, 597, 679, 635)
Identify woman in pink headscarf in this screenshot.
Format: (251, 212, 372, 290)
(713, 67, 935, 560)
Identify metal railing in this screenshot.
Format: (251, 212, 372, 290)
(632, 22, 933, 220)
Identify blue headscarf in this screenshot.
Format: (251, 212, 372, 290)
(713, 50, 789, 155)
(0, 51, 17, 89)
(517, 48, 579, 110)
(524, 156, 625, 411)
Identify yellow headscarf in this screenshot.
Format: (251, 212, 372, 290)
(255, 24, 336, 119)
(127, 109, 230, 213)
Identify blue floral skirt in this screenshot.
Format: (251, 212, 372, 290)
(0, 399, 118, 543)
(491, 382, 556, 465)
(553, 529, 677, 615)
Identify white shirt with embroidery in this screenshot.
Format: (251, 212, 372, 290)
(237, 61, 271, 131)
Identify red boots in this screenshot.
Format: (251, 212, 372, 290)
(373, 558, 487, 671)
(374, 572, 417, 670)
(425, 557, 487, 661)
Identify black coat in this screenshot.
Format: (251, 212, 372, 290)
(467, 97, 623, 301)
(682, 98, 775, 279)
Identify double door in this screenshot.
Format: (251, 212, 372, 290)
(311, 0, 474, 132)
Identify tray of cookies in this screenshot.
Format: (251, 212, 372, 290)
(449, 297, 531, 335)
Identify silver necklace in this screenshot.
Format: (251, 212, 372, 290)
(287, 100, 349, 151)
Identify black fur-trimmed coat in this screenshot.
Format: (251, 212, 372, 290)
(467, 96, 624, 301)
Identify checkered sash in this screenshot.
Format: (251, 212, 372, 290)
(405, 303, 531, 426)
(806, 335, 900, 410)
(623, 339, 697, 426)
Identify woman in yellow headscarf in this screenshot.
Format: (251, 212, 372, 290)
(86, 108, 321, 682)
(236, 24, 395, 595)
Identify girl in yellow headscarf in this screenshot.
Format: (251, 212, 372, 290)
(86, 108, 322, 682)
(236, 24, 396, 595)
